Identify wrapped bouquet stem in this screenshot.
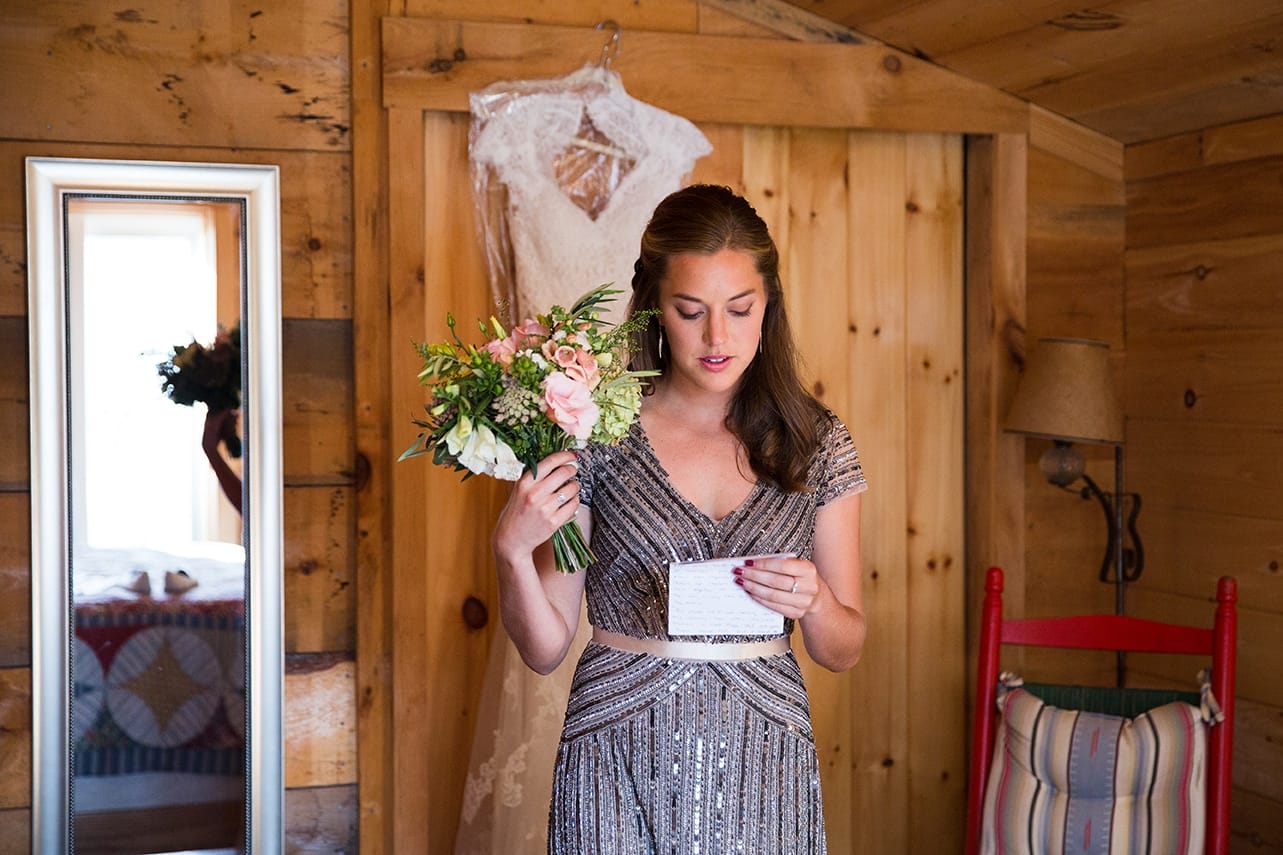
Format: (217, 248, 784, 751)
(400, 285, 657, 573)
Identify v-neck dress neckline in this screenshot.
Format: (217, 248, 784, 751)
(634, 421, 763, 526)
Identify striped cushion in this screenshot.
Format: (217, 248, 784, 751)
(981, 686, 1207, 855)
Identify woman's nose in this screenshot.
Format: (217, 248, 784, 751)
(704, 312, 727, 346)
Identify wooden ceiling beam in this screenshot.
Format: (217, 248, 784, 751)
(698, 0, 878, 45)
(381, 17, 1028, 135)
(856, 0, 1088, 61)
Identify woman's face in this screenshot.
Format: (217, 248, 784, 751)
(657, 248, 766, 399)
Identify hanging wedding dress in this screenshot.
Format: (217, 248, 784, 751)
(455, 63, 711, 854)
(468, 63, 712, 325)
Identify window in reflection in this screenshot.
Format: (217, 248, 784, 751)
(75, 204, 240, 549)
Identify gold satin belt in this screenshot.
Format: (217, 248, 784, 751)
(591, 627, 790, 662)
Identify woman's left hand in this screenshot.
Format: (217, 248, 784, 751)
(733, 555, 821, 620)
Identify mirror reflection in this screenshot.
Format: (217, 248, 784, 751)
(67, 197, 247, 854)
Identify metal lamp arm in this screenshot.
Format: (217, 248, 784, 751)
(1078, 473, 1144, 584)
(1080, 473, 1118, 582)
(1123, 491, 1144, 581)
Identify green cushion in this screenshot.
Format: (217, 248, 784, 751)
(1020, 682, 1200, 718)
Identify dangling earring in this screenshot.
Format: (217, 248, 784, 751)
(657, 328, 665, 361)
(758, 335, 763, 355)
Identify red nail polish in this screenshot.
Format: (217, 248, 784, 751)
(732, 567, 743, 576)
(744, 559, 754, 566)
(734, 578, 744, 586)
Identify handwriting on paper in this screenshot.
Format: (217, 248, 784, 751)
(667, 554, 791, 636)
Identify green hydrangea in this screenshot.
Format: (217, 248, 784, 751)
(591, 379, 643, 444)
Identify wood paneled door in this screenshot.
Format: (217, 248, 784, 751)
(363, 10, 1027, 853)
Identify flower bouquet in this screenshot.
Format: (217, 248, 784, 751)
(400, 285, 658, 573)
(157, 322, 242, 458)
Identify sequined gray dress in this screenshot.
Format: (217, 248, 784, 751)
(550, 412, 867, 854)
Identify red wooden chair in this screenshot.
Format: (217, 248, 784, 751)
(965, 566, 1237, 855)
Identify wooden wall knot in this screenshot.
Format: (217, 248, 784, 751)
(462, 596, 489, 630)
(1003, 319, 1026, 369)
(428, 48, 468, 75)
(352, 451, 371, 491)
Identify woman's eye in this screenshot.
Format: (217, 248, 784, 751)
(677, 309, 702, 320)
(730, 307, 753, 318)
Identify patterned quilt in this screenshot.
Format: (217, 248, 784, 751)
(72, 545, 246, 810)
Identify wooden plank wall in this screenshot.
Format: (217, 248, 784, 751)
(0, 2, 360, 851)
(1125, 113, 1283, 853)
(0, 0, 1174, 851)
(962, 98, 1132, 803)
(1016, 107, 1129, 682)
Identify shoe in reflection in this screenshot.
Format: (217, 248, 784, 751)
(126, 570, 151, 595)
(164, 569, 199, 595)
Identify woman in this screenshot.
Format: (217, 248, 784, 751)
(492, 184, 867, 853)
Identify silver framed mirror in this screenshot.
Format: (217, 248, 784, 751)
(26, 157, 283, 853)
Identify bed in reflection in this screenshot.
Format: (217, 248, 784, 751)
(72, 542, 246, 853)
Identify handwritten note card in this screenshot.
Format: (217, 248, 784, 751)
(667, 554, 791, 636)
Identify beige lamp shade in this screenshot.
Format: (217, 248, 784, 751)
(1005, 337, 1123, 445)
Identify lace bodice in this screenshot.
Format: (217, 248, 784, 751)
(470, 65, 712, 323)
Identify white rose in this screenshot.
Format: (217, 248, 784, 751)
(457, 422, 500, 476)
(492, 438, 524, 481)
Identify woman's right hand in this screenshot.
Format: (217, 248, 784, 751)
(492, 450, 582, 567)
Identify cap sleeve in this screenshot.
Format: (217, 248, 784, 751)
(813, 412, 868, 506)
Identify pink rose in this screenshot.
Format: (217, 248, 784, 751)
(511, 319, 548, 350)
(542, 371, 600, 442)
(552, 345, 578, 369)
(483, 336, 517, 366)
(564, 349, 601, 389)
(487, 319, 548, 366)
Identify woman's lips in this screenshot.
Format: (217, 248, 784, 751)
(699, 355, 732, 372)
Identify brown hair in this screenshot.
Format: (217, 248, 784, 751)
(628, 184, 826, 492)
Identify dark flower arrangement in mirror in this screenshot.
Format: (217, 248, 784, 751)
(157, 322, 242, 457)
